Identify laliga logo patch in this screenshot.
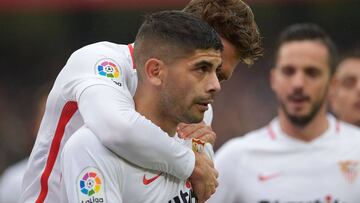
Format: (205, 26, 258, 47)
(78, 167, 106, 203)
(95, 59, 120, 79)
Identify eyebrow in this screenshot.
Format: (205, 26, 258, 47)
(194, 60, 214, 67)
(194, 60, 222, 69)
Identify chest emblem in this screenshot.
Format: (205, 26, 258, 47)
(339, 160, 359, 183)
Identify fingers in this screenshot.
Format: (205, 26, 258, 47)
(213, 168, 219, 179)
(177, 122, 206, 138)
(199, 131, 216, 145)
(177, 122, 217, 145)
(189, 152, 218, 202)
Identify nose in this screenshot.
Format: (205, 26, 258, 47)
(207, 72, 221, 93)
(292, 72, 305, 90)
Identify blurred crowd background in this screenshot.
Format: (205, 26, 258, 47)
(1, 0, 360, 174)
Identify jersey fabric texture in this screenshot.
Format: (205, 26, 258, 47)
(209, 114, 360, 203)
(0, 158, 28, 203)
(20, 42, 213, 203)
(60, 126, 209, 203)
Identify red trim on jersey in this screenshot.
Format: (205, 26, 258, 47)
(335, 119, 340, 134)
(267, 125, 276, 140)
(35, 101, 78, 203)
(128, 44, 135, 69)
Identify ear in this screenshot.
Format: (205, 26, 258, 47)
(270, 68, 276, 91)
(143, 58, 166, 86)
(328, 74, 338, 101)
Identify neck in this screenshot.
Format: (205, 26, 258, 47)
(278, 105, 329, 142)
(134, 85, 177, 136)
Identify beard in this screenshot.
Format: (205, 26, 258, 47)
(281, 101, 321, 127)
(159, 87, 202, 124)
(279, 91, 327, 127)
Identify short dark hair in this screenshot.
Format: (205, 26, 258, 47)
(275, 23, 338, 74)
(183, 0, 263, 65)
(134, 10, 223, 75)
(338, 48, 360, 65)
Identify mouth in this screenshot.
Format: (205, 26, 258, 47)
(195, 100, 213, 112)
(287, 94, 309, 108)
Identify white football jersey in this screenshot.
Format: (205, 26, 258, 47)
(209, 114, 360, 203)
(60, 126, 211, 203)
(20, 42, 213, 203)
(0, 158, 28, 203)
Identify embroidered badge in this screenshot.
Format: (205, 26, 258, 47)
(77, 167, 106, 202)
(339, 160, 359, 183)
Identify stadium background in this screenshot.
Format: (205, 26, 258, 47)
(0, 0, 359, 174)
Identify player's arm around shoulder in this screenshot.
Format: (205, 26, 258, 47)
(60, 42, 133, 102)
(61, 43, 197, 181)
(61, 126, 124, 203)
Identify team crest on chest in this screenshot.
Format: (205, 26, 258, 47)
(339, 160, 359, 183)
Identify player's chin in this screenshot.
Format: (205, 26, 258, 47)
(286, 103, 310, 115)
(186, 111, 204, 123)
(287, 110, 310, 120)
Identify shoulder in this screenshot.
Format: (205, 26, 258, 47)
(71, 41, 130, 59)
(62, 126, 108, 158)
(215, 126, 268, 161)
(65, 41, 133, 74)
(338, 120, 360, 141)
(58, 42, 136, 97)
(219, 127, 269, 151)
(339, 120, 360, 134)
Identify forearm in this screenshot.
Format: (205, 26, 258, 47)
(78, 84, 195, 180)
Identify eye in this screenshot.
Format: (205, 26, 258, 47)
(196, 65, 209, 73)
(341, 76, 357, 89)
(281, 65, 295, 76)
(305, 67, 321, 78)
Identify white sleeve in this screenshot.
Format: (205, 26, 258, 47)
(60, 42, 195, 180)
(77, 83, 195, 180)
(202, 104, 214, 158)
(203, 104, 213, 126)
(207, 141, 240, 203)
(61, 126, 123, 203)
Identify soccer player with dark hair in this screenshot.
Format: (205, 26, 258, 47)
(210, 23, 360, 203)
(61, 10, 222, 203)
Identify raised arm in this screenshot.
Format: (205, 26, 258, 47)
(60, 43, 217, 201)
(78, 84, 195, 179)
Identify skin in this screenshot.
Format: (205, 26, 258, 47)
(171, 37, 241, 200)
(159, 49, 222, 130)
(271, 40, 331, 141)
(134, 48, 222, 203)
(330, 58, 360, 126)
(177, 122, 216, 145)
(136, 48, 222, 135)
(177, 37, 241, 142)
(217, 38, 242, 82)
